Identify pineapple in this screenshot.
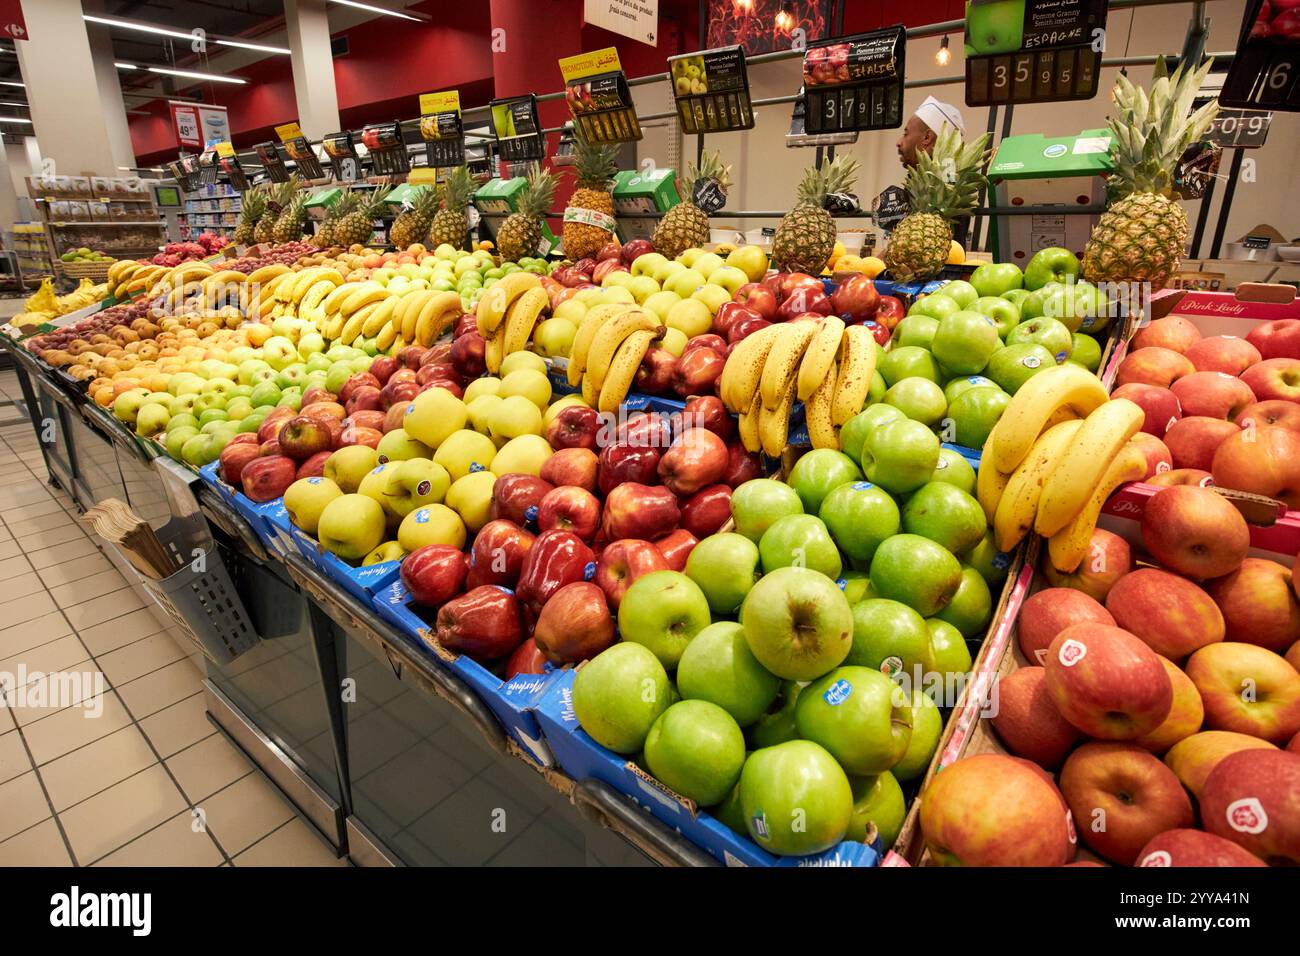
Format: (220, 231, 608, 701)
(428, 166, 474, 250)
(334, 187, 391, 248)
(313, 191, 353, 248)
(389, 183, 441, 250)
(232, 186, 265, 246)
(884, 129, 989, 282)
(563, 138, 619, 260)
(254, 177, 296, 245)
(496, 163, 556, 261)
(773, 155, 860, 275)
(271, 191, 307, 244)
(653, 150, 731, 259)
(1082, 58, 1217, 290)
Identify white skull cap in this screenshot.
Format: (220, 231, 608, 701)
(915, 96, 966, 137)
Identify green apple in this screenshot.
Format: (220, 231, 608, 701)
(167, 413, 199, 433)
(167, 393, 199, 417)
(238, 410, 270, 434)
(907, 293, 960, 322)
(866, 370, 886, 405)
(676, 621, 780, 726)
(847, 595, 934, 682)
(180, 433, 221, 467)
(573, 643, 671, 754)
(890, 690, 941, 782)
(964, 529, 1011, 587)
(284, 476, 344, 536)
(739, 740, 853, 856)
(983, 343, 1055, 395)
(224, 398, 253, 424)
(684, 533, 760, 615)
(324, 363, 355, 395)
(943, 374, 997, 405)
(861, 420, 940, 495)
(972, 295, 1021, 339)
(841, 570, 875, 605)
(275, 364, 308, 390)
(109, 388, 148, 423)
(818, 482, 899, 568)
(786, 449, 862, 514)
(375, 428, 432, 463)
(969, 262, 1023, 298)
(432, 429, 497, 482)
(382, 458, 451, 517)
(618, 570, 712, 670)
(627, 274, 663, 304)
(891, 314, 940, 352)
(729, 478, 804, 543)
(839, 404, 905, 467)
(937, 279, 978, 309)
(932, 309, 1001, 376)
(967, 0, 1024, 53)
(198, 408, 229, 428)
(1008, 316, 1073, 363)
(795, 666, 913, 775)
(759, 514, 842, 580)
(165, 426, 198, 459)
(276, 387, 302, 411)
(883, 377, 947, 428)
(1067, 332, 1103, 372)
(902, 481, 987, 555)
(739, 566, 853, 681)
(317, 493, 386, 560)
(1014, 288, 1047, 320)
(869, 533, 962, 616)
(305, 353, 332, 375)
(1042, 281, 1103, 333)
(643, 700, 746, 806)
(926, 618, 973, 691)
(1023, 247, 1081, 291)
(847, 771, 907, 848)
(879, 345, 940, 387)
(930, 448, 977, 495)
(746, 681, 802, 748)
(168, 372, 204, 396)
(932, 566, 993, 636)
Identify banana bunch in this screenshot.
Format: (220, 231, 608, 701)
(475, 272, 548, 374)
(977, 364, 1146, 573)
(566, 304, 666, 413)
(720, 318, 876, 457)
(106, 260, 185, 301)
(314, 284, 461, 351)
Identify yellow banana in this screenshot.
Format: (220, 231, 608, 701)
(759, 376, 797, 458)
(831, 325, 879, 426)
(322, 281, 364, 315)
(297, 280, 339, 325)
(760, 319, 819, 411)
(805, 361, 839, 449)
(247, 264, 290, 286)
(738, 389, 763, 453)
(720, 323, 784, 413)
(361, 295, 398, 337)
(567, 304, 631, 387)
(598, 329, 655, 414)
(992, 419, 1084, 552)
(202, 270, 247, 290)
(323, 310, 347, 340)
(975, 435, 1012, 526)
(396, 290, 435, 342)
(340, 283, 387, 316)
(1034, 398, 1145, 537)
(797, 316, 845, 401)
(585, 309, 662, 395)
(1047, 442, 1148, 573)
(340, 303, 381, 345)
(476, 272, 542, 336)
(989, 364, 1110, 473)
(292, 268, 342, 303)
(413, 292, 463, 347)
(502, 286, 550, 355)
(375, 320, 399, 353)
(485, 326, 506, 374)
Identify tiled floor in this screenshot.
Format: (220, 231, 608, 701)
(0, 366, 344, 867)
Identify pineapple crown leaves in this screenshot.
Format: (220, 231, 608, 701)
(572, 138, 619, 190)
(440, 165, 475, 212)
(684, 150, 732, 200)
(517, 162, 558, 219)
(905, 127, 991, 220)
(1107, 56, 1219, 199)
(794, 154, 860, 209)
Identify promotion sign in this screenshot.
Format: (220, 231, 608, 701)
(583, 0, 657, 46)
(801, 26, 906, 133)
(0, 0, 27, 41)
(964, 0, 1108, 107)
(213, 142, 249, 192)
(1219, 0, 1300, 112)
(170, 102, 203, 150)
(419, 90, 465, 168)
(276, 121, 325, 180)
(361, 122, 409, 175)
(199, 105, 230, 147)
(560, 47, 642, 144)
(668, 45, 754, 134)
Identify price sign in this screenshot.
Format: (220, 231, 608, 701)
(419, 91, 465, 167)
(361, 122, 409, 175)
(1220, 0, 1300, 112)
(873, 185, 911, 232)
(560, 48, 642, 145)
(1209, 108, 1273, 148)
(964, 0, 1108, 107)
(254, 142, 291, 183)
(212, 142, 249, 191)
(668, 45, 754, 134)
(197, 149, 220, 186)
(322, 131, 360, 182)
(275, 122, 325, 180)
(490, 95, 545, 163)
(802, 26, 906, 134)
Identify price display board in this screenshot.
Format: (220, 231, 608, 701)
(964, 0, 1108, 107)
(213, 142, 249, 191)
(1209, 108, 1274, 149)
(362, 122, 410, 175)
(802, 26, 906, 134)
(873, 185, 911, 232)
(275, 122, 325, 180)
(490, 95, 545, 163)
(322, 131, 360, 182)
(254, 142, 291, 183)
(167, 157, 201, 192)
(668, 45, 754, 134)
(196, 148, 220, 186)
(1220, 0, 1300, 112)
(419, 91, 465, 167)
(560, 47, 642, 144)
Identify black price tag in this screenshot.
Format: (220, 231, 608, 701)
(282, 136, 325, 180)
(420, 113, 464, 167)
(1208, 108, 1274, 148)
(254, 142, 291, 183)
(965, 0, 1108, 107)
(197, 150, 220, 186)
(362, 122, 410, 175)
(490, 95, 545, 163)
(669, 46, 754, 134)
(1220, 0, 1300, 112)
(1243, 234, 1273, 249)
(322, 131, 361, 182)
(802, 26, 906, 134)
(873, 185, 911, 231)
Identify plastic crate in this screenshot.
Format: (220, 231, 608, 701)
(196, 462, 284, 549)
(266, 504, 402, 604)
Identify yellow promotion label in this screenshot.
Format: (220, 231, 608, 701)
(274, 122, 304, 143)
(407, 168, 440, 186)
(213, 142, 236, 158)
(419, 91, 460, 116)
(559, 47, 621, 83)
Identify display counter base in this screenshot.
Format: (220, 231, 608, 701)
(344, 816, 401, 868)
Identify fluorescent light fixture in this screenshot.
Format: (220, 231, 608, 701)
(83, 14, 195, 42)
(215, 38, 291, 55)
(115, 62, 139, 70)
(0, 81, 24, 88)
(0, 117, 33, 124)
(328, 1, 425, 22)
(147, 66, 246, 85)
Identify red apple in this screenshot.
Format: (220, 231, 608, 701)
(680, 484, 733, 539)
(990, 666, 1084, 769)
(593, 539, 670, 608)
(597, 241, 622, 261)
(1162, 416, 1240, 471)
(296, 451, 331, 479)
(546, 404, 603, 452)
(1111, 383, 1182, 438)
(1236, 399, 1300, 433)
(1145, 467, 1214, 488)
(1018, 587, 1116, 666)
(615, 411, 672, 448)
(592, 259, 628, 284)
(540, 447, 599, 493)
(722, 442, 765, 487)
(346, 410, 387, 433)
(672, 347, 726, 398)
(418, 379, 463, 399)
(1106, 567, 1225, 659)
(726, 315, 772, 345)
(634, 347, 677, 395)
(874, 295, 905, 329)
(381, 404, 408, 434)
(1135, 658, 1205, 753)
(300, 401, 346, 423)
(831, 274, 880, 320)
(714, 301, 760, 338)
(682, 333, 728, 357)
(278, 415, 333, 462)
(601, 482, 679, 541)
(621, 238, 653, 265)
(1212, 424, 1300, 508)
(490, 474, 555, 527)
(256, 407, 296, 445)
(1132, 315, 1202, 353)
(658, 427, 727, 495)
(339, 372, 382, 403)
(515, 530, 596, 616)
(345, 385, 385, 414)
(1185, 335, 1262, 375)
(1170, 371, 1256, 421)
(368, 355, 399, 385)
(1135, 828, 1268, 867)
(532, 581, 615, 664)
(1241, 356, 1300, 402)
(1186, 642, 1300, 744)
(218, 442, 261, 487)
(1042, 528, 1133, 600)
(1206, 558, 1300, 653)
(734, 283, 778, 321)
(536, 486, 602, 541)
(398, 345, 428, 370)
(597, 443, 662, 496)
(653, 528, 697, 571)
(381, 379, 422, 410)
(1129, 432, 1173, 480)
(1246, 318, 1300, 361)
(1142, 485, 1250, 580)
(300, 386, 336, 408)
(504, 639, 547, 679)
(1044, 623, 1173, 740)
(678, 395, 735, 443)
(435, 585, 525, 661)
(340, 425, 383, 449)
(259, 439, 283, 457)
(449, 332, 487, 378)
(422, 343, 454, 366)
(401, 544, 469, 608)
(1200, 748, 1300, 865)
(1115, 347, 1195, 388)
(240, 455, 297, 503)
(465, 519, 535, 590)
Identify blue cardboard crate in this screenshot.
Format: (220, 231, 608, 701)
(371, 579, 559, 766)
(265, 504, 401, 604)
(198, 462, 286, 549)
(534, 670, 880, 868)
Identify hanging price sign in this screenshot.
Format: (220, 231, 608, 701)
(964, 0, 1108, 107)
(361, 121, 409, 175)
(322, 131, 360, 182)
(213, 142, 249, 191)
(560, 47, 642, 144)
(254, 142, 291, 183)
(1220, 0, 1300, 112)
(490, 94, 545, 162)
(668, 45, 754, 134)
(197, 148, 220, 186)
(802, 26, 906, 133)
(419, 91, 465, 167)
(275, 122, 325, 180)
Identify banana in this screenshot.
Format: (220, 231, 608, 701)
(339, 283, 387, 316)
(340, 303, 382, 345)
(758, 376, 797, 458)
(992, 419, 1084, 552)
(323, 311, 347, 340)
(738, 389, 763, 453)
(361, 295, 399, 337)
(567, 304, 631, 387)
(485, 326, 506, 375)
(797, 316, 845, 401)
(322, 281, 364, 315)
(585, 309, 662, 394)
(502, 286, 550, 355)
(760, 319, 818, 411)
(989, 364, 1110, 473)
(291, 267, 342, 303)
(1047, 442, 1148, 573)
(1044, 405, 1083, 429)
(164, 280, 203, 313)
(476, 271, 542, 336)
(1034, 398, 1145, 537)
(720, 323, 784, 413)
(247, 264, 290, 286)
(805, 361, 839, 449)
(413, 291, 463, 347)
(201, 270, 247, 290)
(396, 290, 434, 342)
(976, 432, 1012, 525)
(298, 280, 340, 325)
(375, 320, 399, 352)
(831, 325, 879, 426)
(106, 260, 132, 286)
(598, 329, 656, 414)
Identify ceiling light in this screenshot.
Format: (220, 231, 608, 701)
(214, 39, 291, 55)
(115, 62, 139, 70)
(147, 66, 246, 85)
(83, 14, 195, 42)
(328, 1, 426, 23)
(0, 81, 24, 88)
(936, 35, 951, 67)
(0, 117, 33, 124)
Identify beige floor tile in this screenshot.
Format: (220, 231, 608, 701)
(40, 725, 159, 811)
(72, 601, 156, 651)
(233, 817, 343, 867)
(28, 536, 98, 569)
(0, 571, 44, 603)
(96, 631, 184, 687)
(0, 554, 32, 581)
(116, 658, 203, 720)
(6, 667, 106, 727)
(0, 771, 51, 842)
(3, 496, 67, 520)
(0, 818, 72, 866)
(35, 552, 113, 588)
(0, 728, 30, 784)
(198, 772, 295, 856)
(0, 540, 21, 561)
(5, 512, 74, 539)
(0, 699, 11, 734)
(0, 634, 90, 682)
(48, 567, 130, 609)
(0, 611, 73, 659)
(139, 692, 215, 758)
(59, 764, 187, 864)
(23, 691, 133, 766)
(166, 734, 254, 803)
(0, 589, 56, 628)
(93, 810, 224, 867)
(17, 524, 85, 553)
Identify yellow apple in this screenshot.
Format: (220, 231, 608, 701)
(659, 327, 688, 357)
(403, 386, 468, 449)
(357, 461, 402, 516)
(692, 283, 732, 316)
(552, 299, 588, 324)
(726, 244, 769, 282)
(397, 503, 466, 552)
(488, 394, 544, 444)
(498, 369, 551, 410)
(631, 252, 668, 277)
(666, 298, 713, 338)
(532, 318, 577, 358)
(363, 541, 406, 565)
(600, 286, 636, 306)
(462, 376, 502, 404)
(433, 429, 498, 482)
(626, 275, 661, 304)
(375, 428, 432, 462)
(317, 493, 387, 561)
(445, 470, 498, 533)
(284, 476, 344, 536)
(601, 271, 636, 289)
(574, 288, 604, 306)
(466, 394, 504, 434)
(324, 445, 380, 493)
(651, 260, 687, 285)
(678, 248, 705, 268)
(499, 351, 548, 377)
(664, 268, 707, 298)
(489, 434, 553, 476)
(707, 265, 748, 296)
(643, 289, 682, 323)
(382, 458, 450, 517)
(691, 252, 725, 276)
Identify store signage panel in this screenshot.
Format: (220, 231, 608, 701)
(964, 0, 1109, 107)
(490, 95, 546, 163)
(668, 45, 755, 134)
(560, 48, 643, 144)
(420, 90, 465, 167)
(276, 121, 325, 180)
(802, 26, 906, 133)
(362, 122, 410, 175)
(1220, 0, 1300, 112)
(583, 0, 657, 46)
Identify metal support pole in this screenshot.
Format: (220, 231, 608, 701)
(1190, 171, 1218, 259)
(1209, 148, 1244, 259)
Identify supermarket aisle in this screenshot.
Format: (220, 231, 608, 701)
(0, 369, 344, 867)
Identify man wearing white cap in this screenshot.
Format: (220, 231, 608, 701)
(896, 96, 966, 169)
